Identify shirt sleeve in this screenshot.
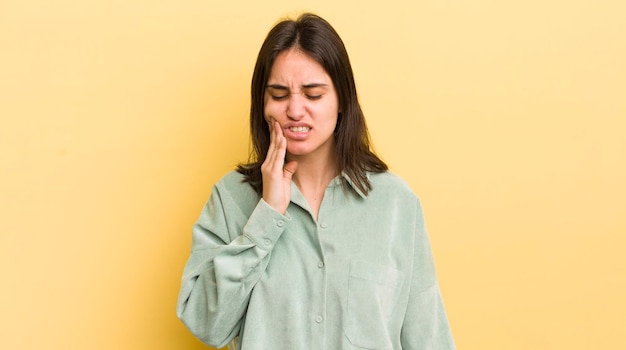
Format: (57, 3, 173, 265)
(176, 183, 289, 348)
(400, 199, 456, 349)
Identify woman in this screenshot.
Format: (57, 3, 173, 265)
(177, 13, 455, 349)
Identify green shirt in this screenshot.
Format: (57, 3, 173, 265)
(177, 171, 455, 349)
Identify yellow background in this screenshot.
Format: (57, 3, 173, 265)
(1, 0, 624, 349)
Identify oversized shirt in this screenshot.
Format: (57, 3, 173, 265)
(177, 170, 455, 349)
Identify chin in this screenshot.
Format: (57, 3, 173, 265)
(286, 146, 315, 157)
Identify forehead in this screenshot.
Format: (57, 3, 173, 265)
(268, 49, 332, 85)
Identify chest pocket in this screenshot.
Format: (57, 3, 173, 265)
(344, 260, 404, 349)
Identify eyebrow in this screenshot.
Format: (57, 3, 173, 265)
(266, 83, 329, 90)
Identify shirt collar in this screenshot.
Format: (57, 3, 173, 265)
(328, 172, 368, 199)
(289, 172, 368, 214)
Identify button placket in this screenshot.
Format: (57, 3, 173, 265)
(312, 214, 327, 340)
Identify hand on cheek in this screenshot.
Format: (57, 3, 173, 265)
(261, 119, 298, 214)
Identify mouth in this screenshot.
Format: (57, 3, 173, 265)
(288, 126, 311, 133)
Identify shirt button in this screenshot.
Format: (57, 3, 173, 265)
(263, 239, 271, 246)
(276, 220, 284, 227)
(315, 315, 323, 323)
(317, 261, 324, 268)
(320, 223, 328, 229)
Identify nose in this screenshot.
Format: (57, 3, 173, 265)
(286, 94, 305, 120)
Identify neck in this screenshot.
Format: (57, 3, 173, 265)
(288, 152, 339, 194)
(288, 152, 338, 221)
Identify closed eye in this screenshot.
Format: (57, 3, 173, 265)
(266, 84, 327, 101)
(306, 94, 323, 100)
(271, 94, 289, 101)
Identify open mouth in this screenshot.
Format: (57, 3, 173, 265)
(289, 126, 311, 132)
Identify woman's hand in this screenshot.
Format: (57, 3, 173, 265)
(261, 119, 298, 214)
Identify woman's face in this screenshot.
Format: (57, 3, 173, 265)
(264, 49, 339, 161)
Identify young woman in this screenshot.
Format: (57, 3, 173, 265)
(177, 13, 455, 349)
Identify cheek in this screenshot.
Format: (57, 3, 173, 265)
(324, 103, 340, 125)
(263, 100, 280, 120)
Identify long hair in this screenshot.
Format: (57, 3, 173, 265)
(237, 13, 387, 196)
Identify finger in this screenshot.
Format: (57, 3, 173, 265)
(273, 120, 281, 137)
(273, 138, 287, 173)
(283, 161, 298, 181)
(275, 121, 286, 146)
(266, 119, 279, 158)
(271, 121, 282, 163)
(264, 121, 284, 173)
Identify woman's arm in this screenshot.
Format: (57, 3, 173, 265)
(176, 183, 290, 348)
(178, 118, 297, 347)
(400, 199, 456, 349)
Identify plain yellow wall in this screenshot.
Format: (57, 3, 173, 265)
(1, 0, 625, 349)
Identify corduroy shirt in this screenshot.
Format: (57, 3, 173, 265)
(177, 170, 455, 349)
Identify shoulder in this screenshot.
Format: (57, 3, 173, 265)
(366, 171, 423, 209)
(216, 170, 247, 187)
(214, 170, 259, 202)
(368, 171, 417, 197)
(204, 170, 260, 219)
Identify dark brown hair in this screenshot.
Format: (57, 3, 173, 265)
(237, 13, 387, 195)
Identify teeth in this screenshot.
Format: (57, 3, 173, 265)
(290, 126, 310, 132)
